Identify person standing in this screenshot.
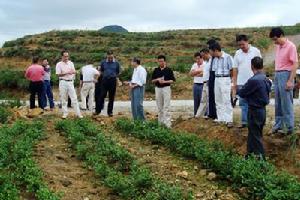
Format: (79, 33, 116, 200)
(269, 27, 298, 135)
(41, 58, 55, 111)
(232, 35, 262, 128)
(197, 48, 211, 118)
(207, 39, 218, 119)
(95, 51, 121, 117)
(56, 50, 82, 119)
(151, 55, 176, 128)
(127, 57, 147, 120)
(238, 57, 272, 160)
(80, 63, 100, 113)
(25, 56, 45, 110)
(209, 42, 234, 128)
(190, 52, 205, 117)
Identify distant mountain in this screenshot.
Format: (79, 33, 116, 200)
(99, 25, 128, 33)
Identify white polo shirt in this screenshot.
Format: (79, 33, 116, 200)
(190, 63, 204, 83)
(131, 65, 147, 86)
(233, 45, 261, 85)
(56, 61, 76, 81)
(81, 65, 100, 82)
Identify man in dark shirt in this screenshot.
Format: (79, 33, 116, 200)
(238, 57, 272, 160)
(95, 51, 120, 117)
(151, 55, 176, 127)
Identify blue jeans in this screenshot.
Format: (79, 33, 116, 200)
(131, 86, 145, 120)
(274, 71, 294, 132)
(238, 85, 248, 125)
(42, 80, 54, 109)
(193, 83, 204, 116)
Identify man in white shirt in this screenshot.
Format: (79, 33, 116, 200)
(232, 35, 262, 128)
(56, 50, 82, 119)
(190, 52, 205, 117)
(126, 58, 147, 120)
(209, 42, 234, 128)
(196, 48, 211, 118)
(80, 63, 100, 113)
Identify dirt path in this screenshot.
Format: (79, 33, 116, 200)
(264, 34, 300, 66)
(33, 118, 120, 200)
(93, 117, 240, 200)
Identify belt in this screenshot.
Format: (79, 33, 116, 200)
(215, 75, 230, 77)
(83, 81, 94, 83)
(194, 83, 203, 85)
(276, 70, 290, 73)
(60, 79, 73, 82)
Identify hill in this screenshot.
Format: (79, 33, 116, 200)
(1, 25, 300, 72)
(99, 25, 128, 33)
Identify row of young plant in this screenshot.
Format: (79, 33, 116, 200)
(0, 120, 60, 200)
(115, 118, 300, 200)
(55, 119, 193, 200)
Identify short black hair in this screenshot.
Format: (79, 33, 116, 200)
(132, 57, 141, 65)
(207, 39, 217, 47)
(269, 27, 285, 38)
(200, 48, 210, 54)
(251, 56, 264, 70)
(107, 50, 114, 55)
(157, 55, 166, 61)
(208, 42, 222, 52)
(236, 34, 248, 42)
(32, 56, 39, 64)
(61, 50, 68, 56)
(194, 52, 202, 58)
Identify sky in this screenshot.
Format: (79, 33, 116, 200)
(0, 0, 300, 46)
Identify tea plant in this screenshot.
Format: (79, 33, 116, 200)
(116, 118, 300, 200)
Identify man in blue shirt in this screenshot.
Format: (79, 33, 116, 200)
(238, 57, 272, 160)
(95, 51, 120, 117)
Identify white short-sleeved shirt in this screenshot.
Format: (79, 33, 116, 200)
(203, 59, 211, 82)
(56, 61, 76, 80)
(190, 63, 204, 83)
(81, 65, 100, 82)
(131, 65, 147, 86)
(233, 45, 261, 85)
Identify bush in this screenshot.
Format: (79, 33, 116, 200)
(0, 69, 28, 89)
(0, 106, 11, 123)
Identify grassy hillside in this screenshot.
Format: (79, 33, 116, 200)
(2, 25, 300, 70)
(1, 25, 300, 99)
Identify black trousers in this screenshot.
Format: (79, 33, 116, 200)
(208, 71, 217, 119)
(95, 82, 104, 113)
(247, 107, 266, 159)
(98, 77, 117, 115)
(29, 81, 44, 109)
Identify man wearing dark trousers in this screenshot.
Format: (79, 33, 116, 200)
(206, 39, 218, 119)
(95, 51, 120, 117)
(238, 57, 272, 160)
(25, 56, 45, 110)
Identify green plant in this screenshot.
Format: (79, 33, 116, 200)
(0, 106, 11, 123)
(55, 119, 190, 199)
(115, 118, 300, 200)
(0, 120, 60, 199)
